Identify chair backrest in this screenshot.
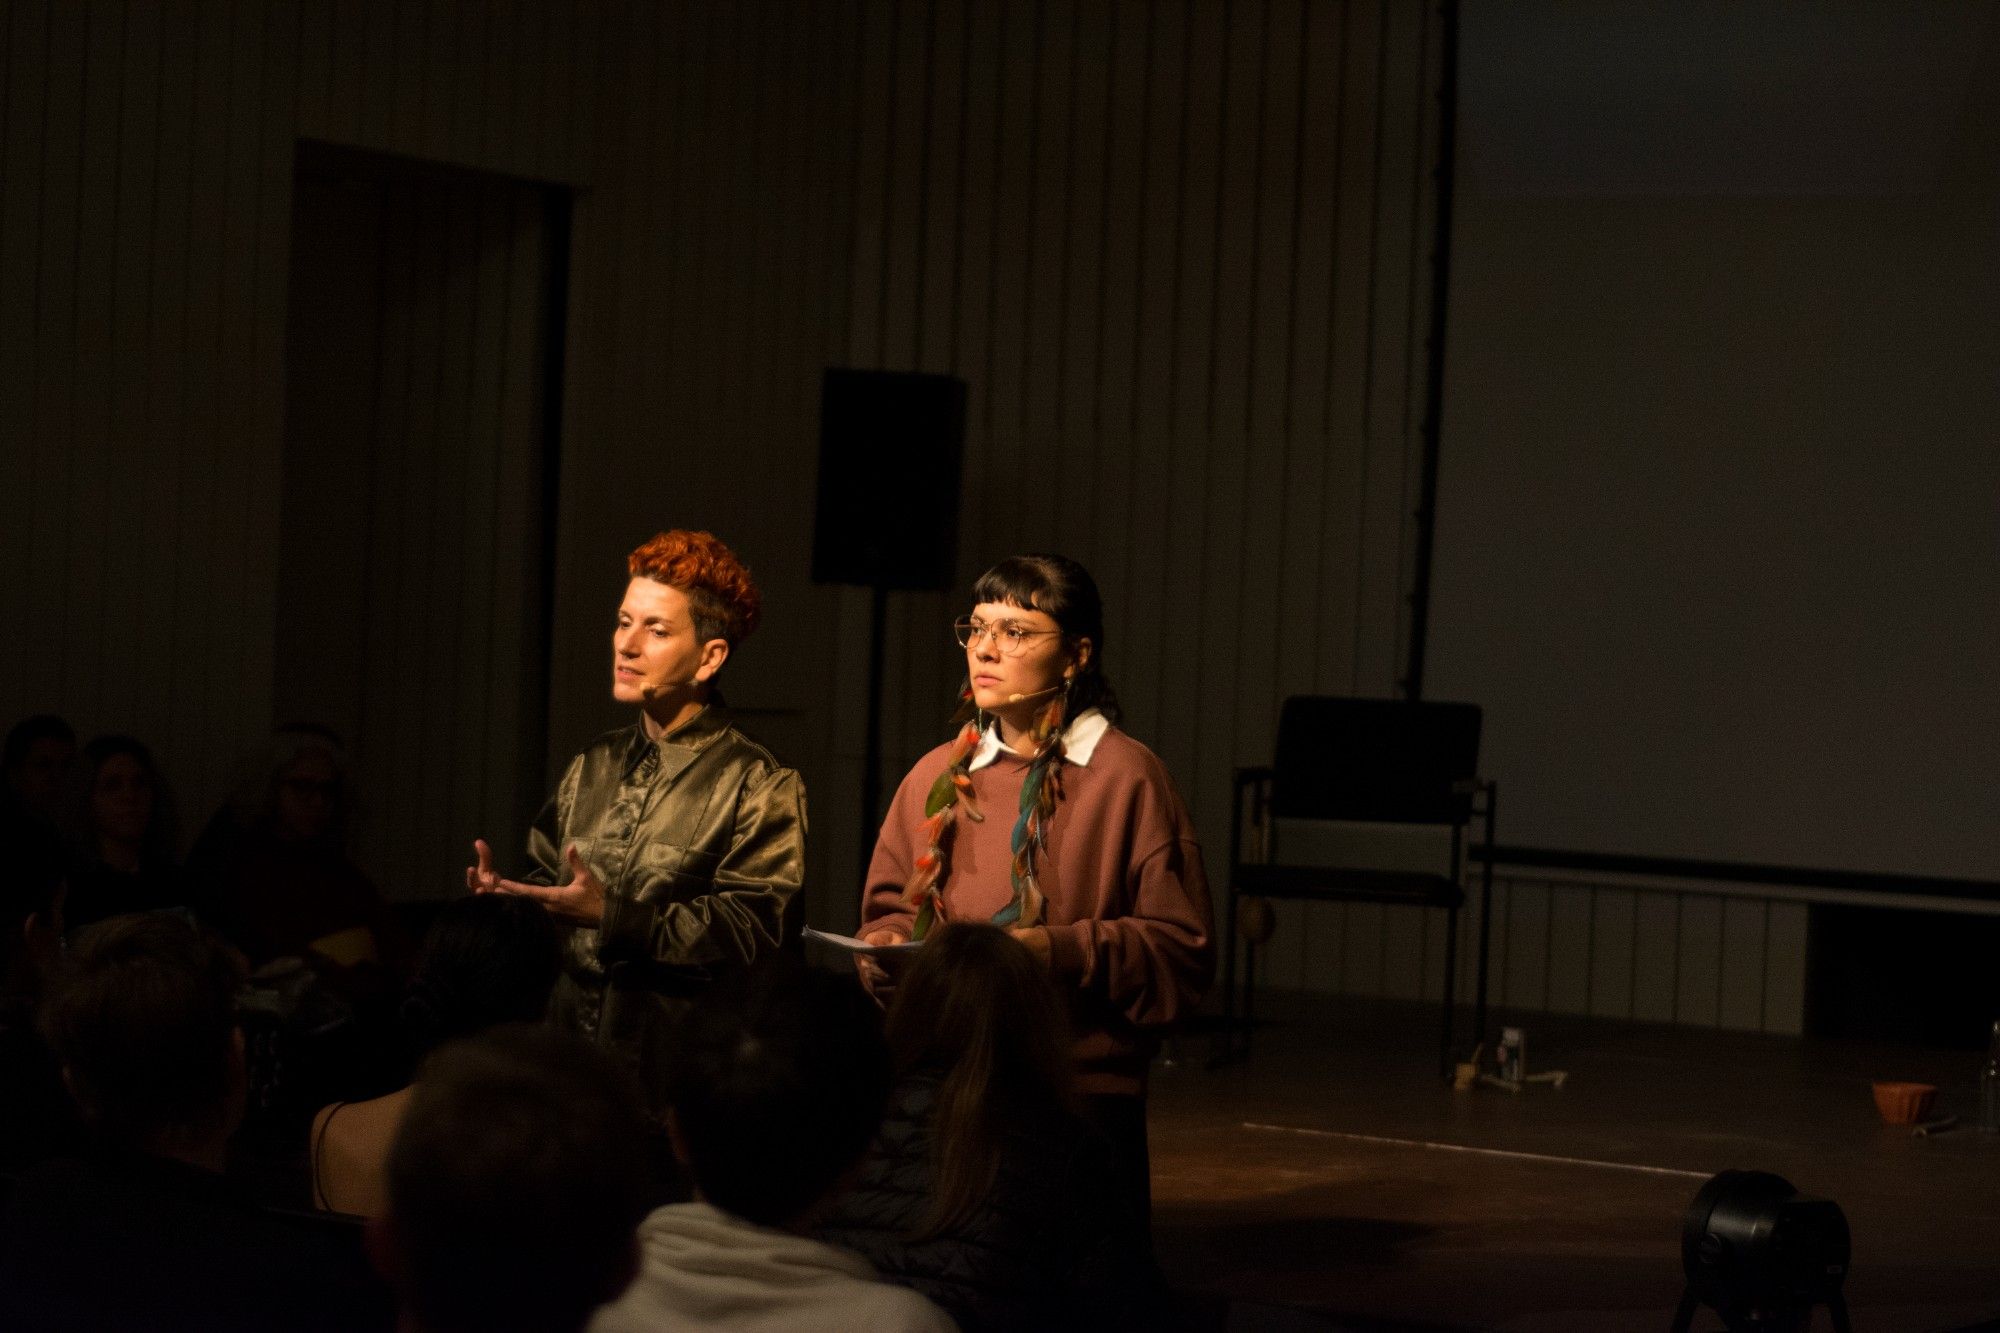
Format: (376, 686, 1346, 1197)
(1269, 696, 1482, 826)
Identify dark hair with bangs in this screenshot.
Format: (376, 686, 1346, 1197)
(969, 553, 1121, 722)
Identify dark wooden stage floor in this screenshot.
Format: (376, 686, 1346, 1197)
(1146, 994, 2000, 1332)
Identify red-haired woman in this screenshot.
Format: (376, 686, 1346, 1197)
(859, 553, 1213, 1253)
(470, 530, 806, 1099)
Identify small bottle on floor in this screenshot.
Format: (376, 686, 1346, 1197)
(1496, 1027, 1524, 1084)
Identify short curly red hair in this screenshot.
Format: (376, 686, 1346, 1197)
(626, 530, 762, 648)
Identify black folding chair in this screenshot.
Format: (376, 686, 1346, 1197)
(1217, 697, 1495, 1076)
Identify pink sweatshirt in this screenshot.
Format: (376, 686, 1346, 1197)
(862, 718, 1215, 1096)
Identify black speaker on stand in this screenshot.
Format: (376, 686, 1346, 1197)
(813, 368, 968, 889)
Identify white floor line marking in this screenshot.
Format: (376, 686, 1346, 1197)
(1241, 1122, 1712, 1180)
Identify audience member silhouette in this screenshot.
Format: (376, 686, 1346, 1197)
(0, 864, 82, 1176)
(62, 733, 186, 934)
(592, 957, 954, 1333)
(310, 894, 560, 1215)
(820, 923, 1158, 1331)
(0, 721, 85, 1175)
(0, 716, 1166, 1331)
(0, 913, 392, 1331)
(2, 713, 76, 897)
(190, 725, 403, 971)
(182, 727, 408, 1132)
(370, 1024, 655, 1333)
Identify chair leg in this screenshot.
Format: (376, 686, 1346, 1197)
(1475, 785, 1497, 1051)
(1474, 859, 1494, 1051)
(1222, 884, 1239, 1033)
(1443, 902, 1462, 1074)
(1209, 885, 1246, 1068)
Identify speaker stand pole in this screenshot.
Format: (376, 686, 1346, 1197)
(858, 584, 890, 893)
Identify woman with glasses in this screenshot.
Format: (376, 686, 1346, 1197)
(858, 553, 1214, 1258)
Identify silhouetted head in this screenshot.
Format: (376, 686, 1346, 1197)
(401, 896, 561, 1059)
(379, 1024, 653, 1333)
(40, 913, 246, 1158)
(4, 714, 76, 821)
(664, 957, 891, 1229)
(77, 734, 174, 864)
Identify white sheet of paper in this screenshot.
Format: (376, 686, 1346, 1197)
(802, 925, 922, 956)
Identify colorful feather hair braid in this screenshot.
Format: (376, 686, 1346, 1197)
(900, 685, 1069, 939)
(900, 699, 984, 940)
(995, 689, 1067, 929)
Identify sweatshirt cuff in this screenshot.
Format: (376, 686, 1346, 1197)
(1046, 919, 1089, 981)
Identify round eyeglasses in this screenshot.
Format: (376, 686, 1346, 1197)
(952, 616, 1064, 656)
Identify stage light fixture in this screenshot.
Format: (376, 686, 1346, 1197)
(1673, 1170, 1851, 1333)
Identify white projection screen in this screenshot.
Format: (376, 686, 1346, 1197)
(1426, 3, 2000, 883)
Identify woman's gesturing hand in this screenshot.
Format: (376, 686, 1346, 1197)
(465, 838, 503, 893)
(472, 840, 608, 927)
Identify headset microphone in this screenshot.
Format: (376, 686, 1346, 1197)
(639, 676, 700, 701)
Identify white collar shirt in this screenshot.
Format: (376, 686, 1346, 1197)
(965, 707, 1110, 772)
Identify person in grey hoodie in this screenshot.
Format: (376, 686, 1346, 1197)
(591, 959, 954, 1333)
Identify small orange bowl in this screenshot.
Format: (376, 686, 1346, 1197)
(1871, 1081, 1937, 1125)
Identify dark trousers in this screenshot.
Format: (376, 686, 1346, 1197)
(1081, 1093, 1153, 1247)
(1081, 1093, 1179, 1328)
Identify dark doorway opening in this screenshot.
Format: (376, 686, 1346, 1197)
(276, 140, 570, 902)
